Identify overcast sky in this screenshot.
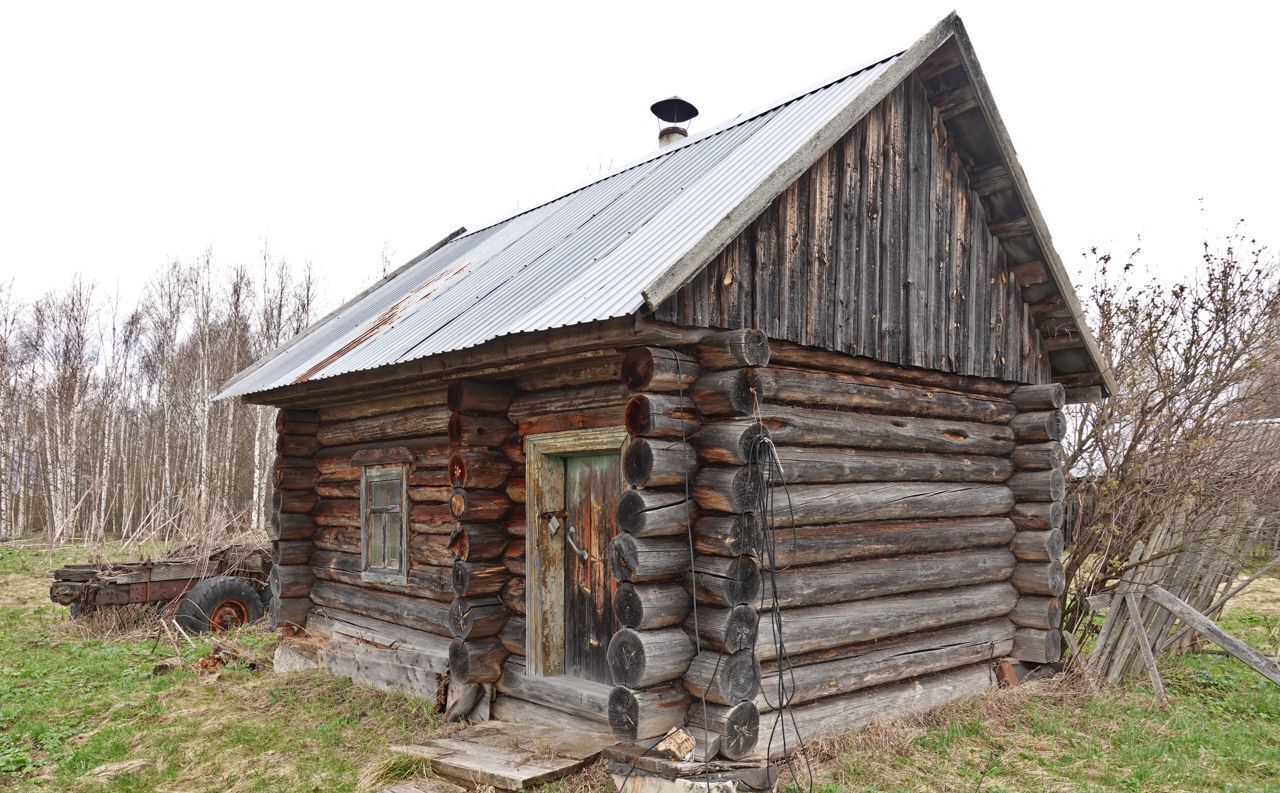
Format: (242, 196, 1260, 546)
(1, 1, 1275, 306)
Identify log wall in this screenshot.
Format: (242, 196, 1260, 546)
(269, 408, 319, 629)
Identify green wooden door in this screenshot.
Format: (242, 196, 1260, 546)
(562, 453, 620, 683)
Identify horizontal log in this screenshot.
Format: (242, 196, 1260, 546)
(448, 448, 512, 489)
(1010, 530, 1064, 562)
(692, 555, 762, 607)
(755, 619, 1014, 709)
(683, 649, 761, 705)
(748, 582, 1018, 660)
(314, 389, 447, 423)
(502, 538, 525, 575)
(1009, 596, 1062, 630)
(309, 550, 454, 602)
(609, 535, 689, 583)
(758, 663, 995, 759)
(448, 412, 515, 446)
(609, 684, 690, 742)
(1012, 627, 1061, 664)
(310, 579, 451, 637)
(614, 582, 692, 629)
(317, 406, 451, 447)
(449, 636, 507, 683)
(274, 465, 316, 492)
(448, 523, 508, 562)
(1010, 411, 1066, 442)
(409, 533, 451, 567)
(623, 394, 701, 440)
(447, 379, 515, 413)
(686, 701, 760, 760)
(313, 525, 360, 554)
(621, 346, 701, 392)
(685, 604, 759, 653)
(500, 576, 525, 615)
(314, 498, 359, 520)
(1010, 383, 1066, 411)
(351, 446, 415, 466)
(307, 609, 452, 675)
(452, 560, 510, 597)
(1008, 470, 1065, 502)
(694, 514, 763, 558)
(448, 596, 508, 639)
(505, 477, 526, 504)
(607, 627, 697, 688)
(408, 468, 450, 488)
(517, 407, 625, 436)
(1011, 442, 1062, 471)
(449, 489, 513, 522)
(757, 517, 1016, 567)
(505, 513, 526, 537)
(512, 354, 624, 392)
(271, 596, 312, 628)
(315, 438, 451, 479)
(616, 490, 693, 538)
(731, 481, 1015, 525)
(500, 616, 525, 655)
(739, 447, 1014, 486)
(766, 339, 1015, 397)
(270, 564, 315, 599)
(758, 549, 1015, 609)
(277, 434, 321, 458)
(691, 420, 768, 465)
(409, 503, 454, 534)
(508, 382, 630, 424)
(698, 329, 770, 369)
(750, 406, 1015, 456)
(277, 410, 318, 435)
(273, 489, 317, 515)
(491, 694, 608, 732)
(315, 482, 360, 499)
(270, 513, 314, 542)
(273, 540, 313, 566)
(1011, 561, 1066, 596)
(1010, 501, 1063, 531)
(693, 367, 1016, 424)
(498, 657, 612, 724)
(501, 435, 524, 465)
(692, 467, 759, 513)
(623, 439, 700, 488)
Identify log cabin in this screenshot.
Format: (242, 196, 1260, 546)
(220, 14, 1112, 764)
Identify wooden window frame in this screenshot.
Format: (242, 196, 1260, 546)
(524, 426, 629, 677)
(360, 463, 408, 585)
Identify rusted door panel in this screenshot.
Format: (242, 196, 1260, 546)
(563, 453, 620, 683)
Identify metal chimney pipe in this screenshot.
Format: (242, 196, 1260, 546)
(650, 97, 699, 149)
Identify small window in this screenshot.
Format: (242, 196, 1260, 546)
(361, 464, 407, 584)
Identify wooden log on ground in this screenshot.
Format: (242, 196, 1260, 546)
(683, 649, 761, 705)
(448, 596, 508, 639)
(685, 604, 759, 653)
(733, 481, 1014, 525)
(452, 561, 510, 597)
(609, 534, 689, 583)
(448, 523, 508, 562)
(693, 367, 1017, 424)
(1011, 442, 1063, 471)
(270, 564, 315, 599)
(755, 619, 1014, 709)
(1011, 530, 1064, 562)
(698, 329, 770, 369)
(271, 596, 312, 629)
(270, 512, 315, 542)
(448, 412, 515, 446)
(757, 663, 995, 759)
(310, 550, 454, 601)
(1009, 596, 1062, 630)
(1010, 501, 1063, 531)
(750, 406, 1015, 456)
(273, 540, 313, 566)
(1007, 470, 1065, 503)
(1010, 383, 1066, 411)
(691, 420, 768, 466)
(447, 379, 515, 413)
(1013, 627, 1061, 664)
(685, 700, 760, 760)
(448, 449, 512, 489)
(608, 684, 690, 742)
(508, 383, 630, 424)
(623, 439, 700, 488)
(614, 582, 692, 630)
(500, 576, 526, 615)
(448, 489, 512, 522)
(500, 616, 525, 655)
(621, 347, 701, 392)
(310, 580, 452, 637)
(1011, 561, 1066, 596)
(616, 490, 693, 538)
(1009, 410, 1066, 442)
(694, 514, 763, 558)
(317, 406, 451, 446)
(758, 549, 1015, 609)
(606, 627, 697, 688)
(692, 555, 762, 607)
(758, 517, 1016, 567)
(624, 394, 701, 440)
(449, 637, 508, 683)
(745, 582, 1018, 660)
(273, 489, 318, 515)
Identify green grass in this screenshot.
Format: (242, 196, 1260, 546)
(1, 541, 1277, 792)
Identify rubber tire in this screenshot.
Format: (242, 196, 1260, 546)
(175, 576, 265, 634)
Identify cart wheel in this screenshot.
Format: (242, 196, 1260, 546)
(176, 576, 265, 633)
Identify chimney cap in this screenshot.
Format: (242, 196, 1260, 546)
(650, 96, 699, 125)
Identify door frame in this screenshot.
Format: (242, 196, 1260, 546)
(524, 426, 629, 677)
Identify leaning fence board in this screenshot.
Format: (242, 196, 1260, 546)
(1144, 585, 1280, 686)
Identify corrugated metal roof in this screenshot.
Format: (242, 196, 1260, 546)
(218, 53, 901, 399)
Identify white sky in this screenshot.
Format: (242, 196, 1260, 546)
(1, 1, 1275, 305)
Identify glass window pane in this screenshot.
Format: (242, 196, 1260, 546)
(370, 477, 399, 509)
(367, 512, 386, 569)
(384, 515, 402, 570)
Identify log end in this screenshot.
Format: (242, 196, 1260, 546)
(621, 348, 656, 391)
(606, 628, 647, 688)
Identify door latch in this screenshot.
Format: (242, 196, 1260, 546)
(565, 522, 589, 562)
(541, 510, 568, 536)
